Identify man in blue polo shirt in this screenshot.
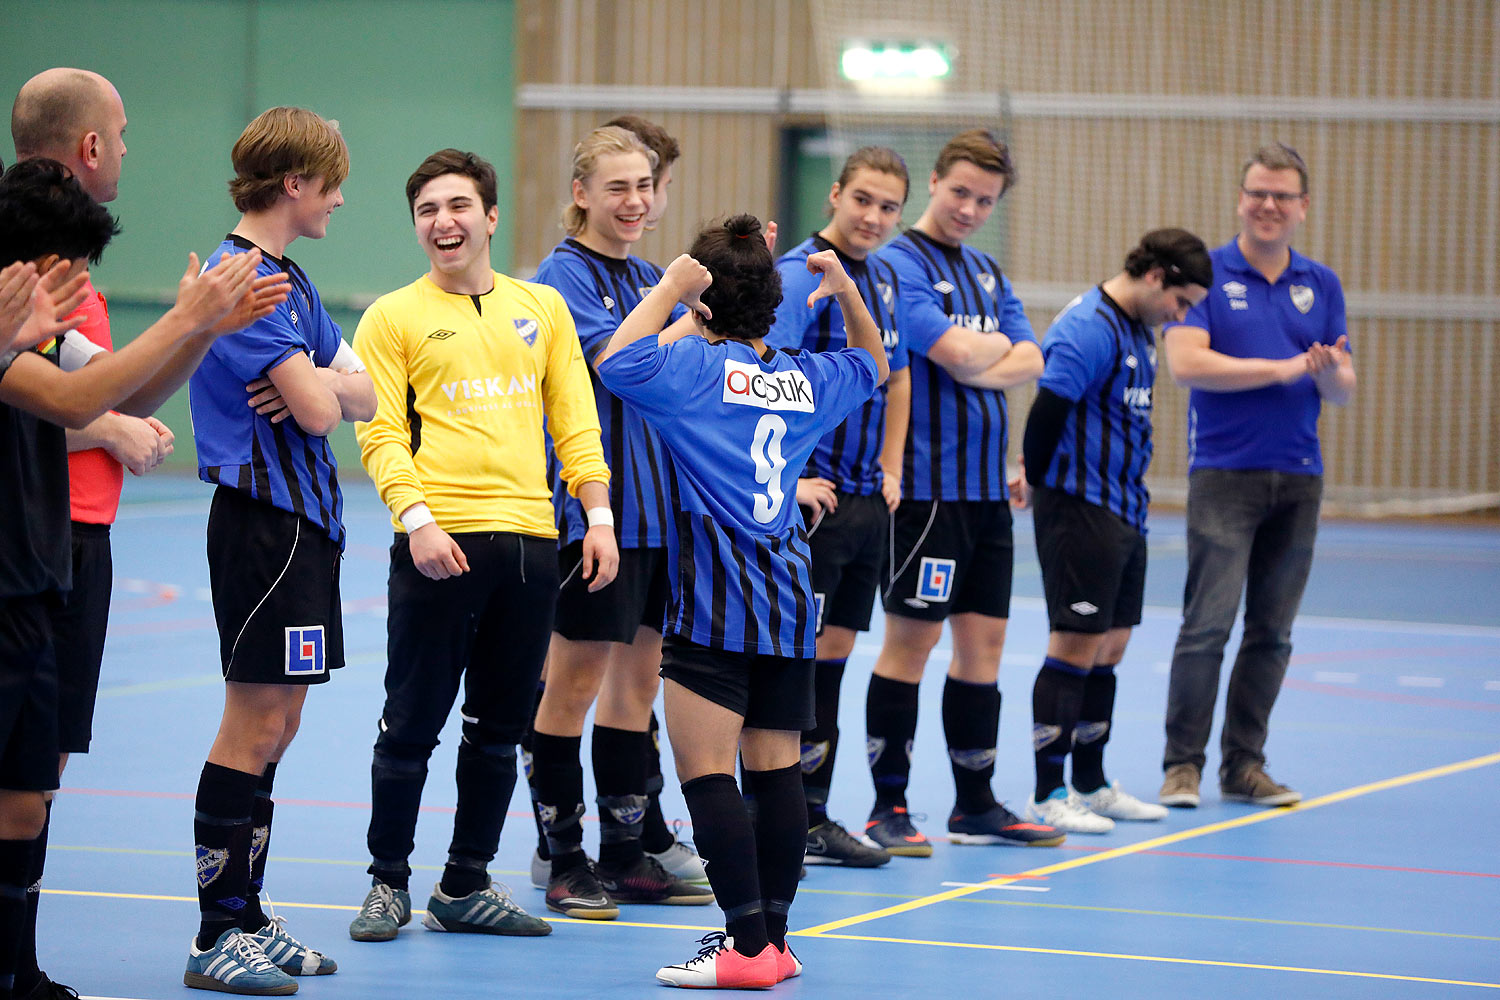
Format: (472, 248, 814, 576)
(1158, 144, 1355, 809)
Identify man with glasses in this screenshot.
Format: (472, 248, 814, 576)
(1157, 143, 1355, 810)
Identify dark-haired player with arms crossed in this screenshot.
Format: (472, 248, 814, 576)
(863, 129, 1061, 852)
(1020, 229, 1211, 834)
(599, 215, 888, 989)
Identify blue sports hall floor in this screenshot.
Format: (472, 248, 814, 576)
(37, 476, 1500, 998)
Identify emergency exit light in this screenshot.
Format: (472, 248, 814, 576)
(840, 43, 952, 81)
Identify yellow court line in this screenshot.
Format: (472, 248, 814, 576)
(811, 931, 1500, 990)
(795, 750, 1500, 937)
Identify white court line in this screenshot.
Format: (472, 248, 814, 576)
(940, 881, 1049, 894)
(1397, 676, 1445, 688)
(1312, 671, 1359, 684)
(1485, 681, 1500, 692)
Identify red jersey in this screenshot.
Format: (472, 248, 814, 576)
(68, 280, 124, 525)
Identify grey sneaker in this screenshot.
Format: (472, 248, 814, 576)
(1221, 765, 1301, 807)
(1159, 764, 1202, 808)
(647, 839, 707, 885)
(422, 880, 552, 936)
(528, 849, 549, 891)
(349, 880, 411, 942)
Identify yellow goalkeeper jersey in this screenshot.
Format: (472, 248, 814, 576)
(354, 272, 608, 537)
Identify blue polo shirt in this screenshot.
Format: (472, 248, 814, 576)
(1168, 238, 1346, 475)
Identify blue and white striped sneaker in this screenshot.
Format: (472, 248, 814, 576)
(249, 915, 337, 975)
(184, 927, 297, 995)
(422, 880, 552, 936)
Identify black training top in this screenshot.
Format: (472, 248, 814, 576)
(0, 347, 72, 599)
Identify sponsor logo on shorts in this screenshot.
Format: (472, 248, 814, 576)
(428, 328, 458, 340)
(948, 747, 996, 771)
(196, 845, 230, 888)
(916, 557, 955, 603)
(284, 626, 326, 676)
(514, 317, 540, 347)
(903, 597, 930, 609)
(722, 358, 815, 411)
(1069, 601, 1099, 616)
(800, 740, 830, 775)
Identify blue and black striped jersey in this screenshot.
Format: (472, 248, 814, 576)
(599, 334, 880, 657)
(535, 239, 680, 548)
(188, 236, 345, 547)
(766, 234, 909, 495)
(880, 228, 1037, 502)
(1036, 285, 1156, 531)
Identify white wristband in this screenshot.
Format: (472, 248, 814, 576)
(585, 506, 615, 529)
(398, 502, 436, 533)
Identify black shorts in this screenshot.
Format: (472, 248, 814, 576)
(802, 490, 888, 635)
(51, 521, 111, 754)
(882, 499, 1014, 622)
(0, 595, 61, 792)
(207, 486, 344, 684)
(659, 633, 814, 732)
(1032, 485, 1146, 634)
(553, 542, 668, 643)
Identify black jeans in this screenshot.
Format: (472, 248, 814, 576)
(1162, 469, 1322, 779)
(366, 531, 558, 874)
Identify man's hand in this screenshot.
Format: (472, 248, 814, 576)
(0, 261, 40, 350)
(1008, 458, 1030, 511)
(1307, 335, 1354, 404)
(208, 270, 292, 336)
(580, 524, 620, 592)
(12, 258, 91, 352)
(804, 250, 854, 307)
(172, 250, 263, 334)
(796, 477, 838, 520)
(880, 470, 902, 513)
(246, 376, 290, 422)
(104, 413, 172, 476)
(662, 254, 713, 320)
(1278, 352, 1311, 384)
(408, 522, 470, 580)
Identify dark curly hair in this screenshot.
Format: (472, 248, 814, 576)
(689, 214, 782, 342)
(0, 157, 119, 267)
(1123, 227, 1212, 289)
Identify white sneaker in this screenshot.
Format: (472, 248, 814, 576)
(1026, 787, 1115, 834)
(648, 839, 708, 886)
(1077, 782, 1168, 821)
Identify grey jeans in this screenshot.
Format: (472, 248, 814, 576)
(1162, 468, 1323, 779)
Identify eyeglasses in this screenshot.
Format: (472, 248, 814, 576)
(1240, 187, 1305, 205)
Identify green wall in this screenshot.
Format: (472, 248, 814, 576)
(2, 0, 516, 474)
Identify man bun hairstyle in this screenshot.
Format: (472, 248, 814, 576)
(689, 214, 782, 342)
(563, 126, 657, 235)
(406, 148, 499, 218)
(0, 157, 120, 267)
(228, 106, 349, 214)
(933, 128, 1016, 192)
(1123, 227, 1212, 289)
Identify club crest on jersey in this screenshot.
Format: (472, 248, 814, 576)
(284, 626, 325, 676)
(977, 272, 996, 295)
(514, 317, 539, 346)
(196, 845, 230, 888)
(1290, 284, 1314, 314)
(916, 557, 955, 603)
(722, 358, 814, 412)
(800, 740, 830, 774)
(878, 281, 894, 309)
(933, 280, 955, 295)
(602, 294, 615, 311)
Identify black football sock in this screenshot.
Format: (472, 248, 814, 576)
(801, 658, 846, 827)
(520, 682, 548, 860)
(682, 773, 767, 957)
(594, 725, 649, 871)
(1032, 657, 1088, 801)
(0, 836, 33, 998)
(744, 763, 806, 950)
(11, 799, 49, 996)
(943, 676, 1001, 814)
(194, 762, 260, 951)
(1072, 663, 1118, 793)
(640, 709, 675, 854)
(531, 732, 587, 874)
(241, 761, 276, 931)
(866, 674, 919, 812)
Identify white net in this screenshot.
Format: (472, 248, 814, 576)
(808, 0, 1500, 515)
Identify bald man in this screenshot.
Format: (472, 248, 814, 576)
(11, 68, 168, 1000)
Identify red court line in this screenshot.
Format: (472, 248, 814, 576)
(1282, 676, 1500, 712)
(1056, 843, 1498, 879)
